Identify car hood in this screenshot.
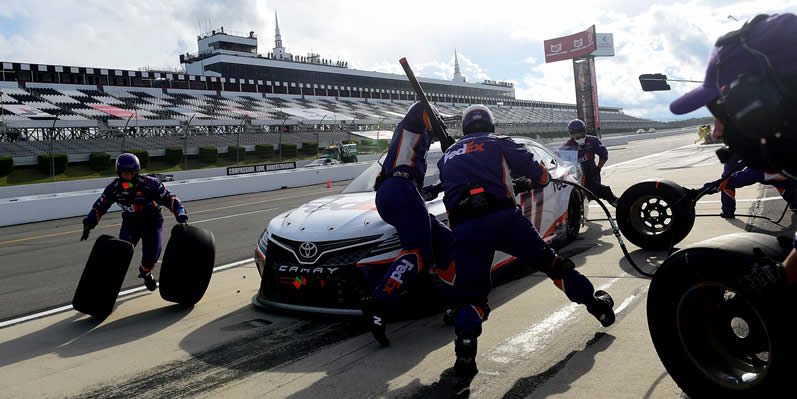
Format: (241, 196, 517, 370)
(268, 192, 397, 241)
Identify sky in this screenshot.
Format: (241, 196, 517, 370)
(0, 0, 795, 121)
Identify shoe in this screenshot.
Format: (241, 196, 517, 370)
(454, 335, 479, 377)
(720, 212, 735, 219)
(587, 290, 615, 327)
(443, 307, 457, 326)
(140, 272, 157, 292)
(361, 297, 390, 347)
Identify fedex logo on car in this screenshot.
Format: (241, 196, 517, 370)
(443, 142, 486, 164)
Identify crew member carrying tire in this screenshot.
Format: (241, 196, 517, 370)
(80, 153, 188, 291)
(363, 101, 454, 347)
(559, 119, 619, 207)
(437, 104, 615, 377)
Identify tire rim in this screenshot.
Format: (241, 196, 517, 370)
(628, 195, 674, 237)
(676, 282, 772, 390)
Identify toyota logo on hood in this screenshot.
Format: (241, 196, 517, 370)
(299, 241, 318, 259)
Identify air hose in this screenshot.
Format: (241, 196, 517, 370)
(552, 178, 655, 277)
(552, 178, 791, 278)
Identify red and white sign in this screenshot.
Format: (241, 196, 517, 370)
(88, 105, 140, 118)
(544, 25, 597, 63)
(1, 105, 53, 118)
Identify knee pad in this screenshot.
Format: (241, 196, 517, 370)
(545, 256, 576, 280)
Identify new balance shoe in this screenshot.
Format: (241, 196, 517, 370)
(454, 335, 478, 377)
(361, 297, 390, 347)
(587, 290, 615, 327)
(140, 272, 157, 292)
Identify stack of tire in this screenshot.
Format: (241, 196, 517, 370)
(72, 224, 215, 320)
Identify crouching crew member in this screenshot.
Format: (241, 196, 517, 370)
(560, 119, 619, 207)
(81, 153, 188, 291)
(438, 105, 615, 377)
(363, 101, 454, 346)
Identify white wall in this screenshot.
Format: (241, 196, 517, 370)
(0, 162, 370, 226)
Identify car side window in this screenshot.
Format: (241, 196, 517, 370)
(526, 144, 557, 169)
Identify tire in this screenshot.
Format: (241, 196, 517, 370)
(73, 235, 134, 319)
(566, 189, 583, 242)
(648, 232, 794, 398)
(159, 224, 216, 306)
(616, 179, 695, 250)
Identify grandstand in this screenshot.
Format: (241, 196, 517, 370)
(0, 15, 663, 162)
(0, 80, 660, 160)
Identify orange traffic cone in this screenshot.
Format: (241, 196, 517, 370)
(327, 179, 331, 188)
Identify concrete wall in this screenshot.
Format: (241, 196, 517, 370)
(0, 162, 371, 226)
(0, 153, 383, 199)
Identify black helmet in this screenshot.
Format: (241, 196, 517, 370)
(116, 153, 141, 178)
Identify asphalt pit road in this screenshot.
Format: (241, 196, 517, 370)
(220, 318, 274, 331)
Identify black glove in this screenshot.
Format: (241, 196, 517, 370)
(421, 183, 443, 201)
(176, 213, 188, 224)
(80, 218, 95, 241)
(513, 177, 533, 194)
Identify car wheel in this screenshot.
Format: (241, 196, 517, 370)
(616, 180, 695, 250)
(648, 234, 794, 398)
(566, 189, 583, 242)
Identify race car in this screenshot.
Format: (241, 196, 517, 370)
(253, 137, 587, 315)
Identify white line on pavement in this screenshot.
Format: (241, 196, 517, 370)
(0, 258, 255, 329)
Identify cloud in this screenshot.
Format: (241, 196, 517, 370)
(2, 0, 796, 121)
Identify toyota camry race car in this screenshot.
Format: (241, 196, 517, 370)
(253, 137, 587, 315)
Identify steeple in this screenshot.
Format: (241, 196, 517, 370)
(273, 10, 288, 59)
(274, 10, 283, 49)
(452, 49, 466, 82)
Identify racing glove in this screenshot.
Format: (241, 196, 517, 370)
(421, 183, 443, 201)
(513, 177, 533, 194)
(81, 218, 96, 241)
(176, 211, 188, 224)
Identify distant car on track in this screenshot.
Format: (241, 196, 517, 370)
(648, 128, 656, 133)
(146, 173, 175, 182)
(636, 128, 646, 134)
(252, 137, 588, 315)
(305, 158, 341, 168)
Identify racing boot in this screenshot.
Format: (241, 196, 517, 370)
(139, 271, 157, 292)
(442, 306, 457, 326)
(586, 290, 615, 327)
(361, 296, 390, 347)
(454, 335, 478, 377)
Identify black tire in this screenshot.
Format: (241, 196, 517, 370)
(159, 224, 216, 306)
(73, 235, 134, 319)
(616, 179, 695, 250)
(566, 189, 583, 242)
(648, 233, 794, 398)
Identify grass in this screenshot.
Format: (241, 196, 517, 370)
(0, 153, 326, 187)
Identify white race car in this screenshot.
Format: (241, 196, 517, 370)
(253, 137, 587, 315)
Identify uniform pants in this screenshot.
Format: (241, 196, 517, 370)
(119, 215, 164, 275)
(451, 207, 597, 338)
(373, 177, 453, 306)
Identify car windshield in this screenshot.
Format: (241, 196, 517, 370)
(341, 151, 442, 193)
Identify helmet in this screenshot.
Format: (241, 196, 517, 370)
(669, 13, 797, 177)
(462, 104, 495, 134)
(116, 153, 141, 177)
(567, 119, 587, 135)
